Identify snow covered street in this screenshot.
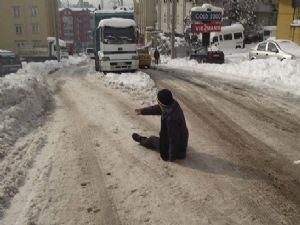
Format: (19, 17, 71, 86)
(0, 56, 300, 224)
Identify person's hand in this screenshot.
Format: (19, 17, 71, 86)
(135, 109, 142, 115)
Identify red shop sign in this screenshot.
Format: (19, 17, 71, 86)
(193, 23, 221, 33)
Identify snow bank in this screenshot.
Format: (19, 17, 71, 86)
(0, 55, 87, 217)
(88, 64, 157, 105)
(0, 55, 88, 152)
(160, 57, 300, 96)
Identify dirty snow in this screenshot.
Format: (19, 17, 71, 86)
(0, 55, 87, 218)
(88, 64, 157, 105)
(159, 56, 300, 96)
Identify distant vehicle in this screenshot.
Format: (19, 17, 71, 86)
(137, 48, 151, 68)
(0, 50, 22, 76)
(190, 46, 224, 64)
(93, 10, 138, 73)
(249, 39, 300, 61)
(17, 37, 69, 62)
(263, 26, 277, 41)
(211, 24, 245, 49)
(85, 48, 95, 59)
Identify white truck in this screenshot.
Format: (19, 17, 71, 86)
(95, 18, 139, 73)
(17, 37, 69, 62)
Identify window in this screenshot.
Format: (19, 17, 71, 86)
(15, 41, 26, 48)
(234, 32, 243, 39)
(212, 36, 218, 43)
(224, 33, 233, 40)
(31, 23, 40, 33)
(15, 24, 22, 35)
(12, 6, 21, 17)
(29, 7, 38, 17)
(32, 40, 41, 47)
(267, 42, 278, 52)
(257, 42, 267, 51)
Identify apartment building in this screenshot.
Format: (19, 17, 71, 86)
(0, 0, 59, 52)
(276, 0, 300, 45)
(60, 8, 96, 52)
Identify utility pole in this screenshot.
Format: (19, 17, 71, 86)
(171, 0, 176, 59)
(53, 0, 61, 62)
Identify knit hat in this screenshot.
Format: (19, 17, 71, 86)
(157, 89, 174, 106)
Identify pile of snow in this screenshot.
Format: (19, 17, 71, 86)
(88, 64, 157, 104)
(0, 55, 88, 153)
(160, 56, 300, 96)
(0, 55, 88, 217)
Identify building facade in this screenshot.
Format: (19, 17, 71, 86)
(60, 8, 95, 52)
(0, 0, 58, 52)
(134, 0, 157, 38)
(276, 0, 300, 45)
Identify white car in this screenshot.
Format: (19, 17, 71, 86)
(249, 39, 300, 61)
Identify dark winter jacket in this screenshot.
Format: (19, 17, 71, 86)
(154, 49, 160, 59)
(141, 101, 189, 161)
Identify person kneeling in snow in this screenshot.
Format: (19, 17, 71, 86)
(132, 89, 189, 162)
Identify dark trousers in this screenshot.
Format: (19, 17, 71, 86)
(140, 136, 160, 151)
(155, 58, 159, 64)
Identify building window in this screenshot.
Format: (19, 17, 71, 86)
(31, 23, 40, 33)
(15, 41, 26, 48)
(15, 24, 23, 35)
(29, 6, 38, 17)
(12, 6, 21, 17)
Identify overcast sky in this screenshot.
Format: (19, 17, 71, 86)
(67, 0, 133, 8)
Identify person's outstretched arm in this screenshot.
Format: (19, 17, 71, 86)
(135, 105, 162, 116)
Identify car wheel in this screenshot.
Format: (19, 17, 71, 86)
(280, 58, 286, 61)
(250, 57, 255, 61)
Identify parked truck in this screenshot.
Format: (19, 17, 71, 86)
(93, 10, 139, 73)
(17, 37, 69, 62)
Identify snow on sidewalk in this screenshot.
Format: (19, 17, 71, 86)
(159, 57, 300, 96)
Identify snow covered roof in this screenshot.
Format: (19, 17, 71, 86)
(47, 37, 67, 46)
(59, 7, 96, 12)
(0, 49, 12, 53)
(191, 4, 223, 13)
(98, 18, 136, 28)
(0, 49, 14, 56)
(94, 8, 133, 14)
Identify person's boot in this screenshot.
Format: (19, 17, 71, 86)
(132, 133, 145, 143)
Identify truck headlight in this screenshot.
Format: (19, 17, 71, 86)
(101, 56, 110, 61)
(132, 55, 139, 60)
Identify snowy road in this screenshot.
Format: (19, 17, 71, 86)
(1, 64, 300, 225)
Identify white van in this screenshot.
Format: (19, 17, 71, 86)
(211, 23, 245, 49)
(263, 26, 276, 40)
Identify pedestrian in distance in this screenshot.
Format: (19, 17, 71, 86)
(154, 48, 160, 65)
(132, 89, 189, 162)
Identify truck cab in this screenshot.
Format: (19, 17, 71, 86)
(95, 18, 139, 73)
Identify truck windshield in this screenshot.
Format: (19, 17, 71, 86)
(103, 26, 136, 44)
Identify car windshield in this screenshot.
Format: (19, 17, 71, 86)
(103, 26, 136, 44)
